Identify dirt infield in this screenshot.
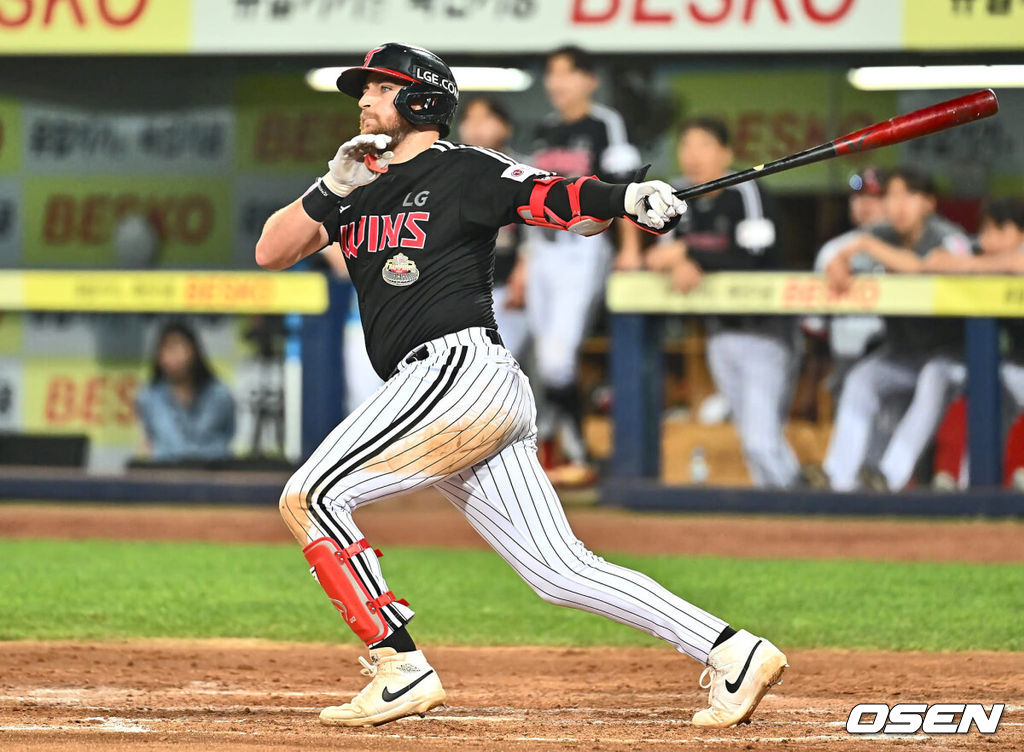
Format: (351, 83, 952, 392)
(1, 640, 1021, 751)
(1, 501, 1022, 750)
(2, 496, 1023, 562)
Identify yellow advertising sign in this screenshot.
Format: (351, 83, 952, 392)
(22, 358, 145, 445)
(904, 0, 1024, 49)
(0, 270, 327, 314)
(20, 356, 235, 448)
(0, 0, 190, 54)
(22, 175, 233, 267)
(608, 272, 1024, 317)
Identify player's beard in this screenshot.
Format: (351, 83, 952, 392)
(360, 111, 409, 149)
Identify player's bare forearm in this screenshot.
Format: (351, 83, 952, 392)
(255, 198, 329, 271)
(924, 250, 1024, 274)
(841, 235, 924, 273)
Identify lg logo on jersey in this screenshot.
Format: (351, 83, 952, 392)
(403, 191, 430, 207)
(338, 212, 429, 259)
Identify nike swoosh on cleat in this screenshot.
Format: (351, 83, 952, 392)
(381, 669, 435, 703)
(725, 639, 762, 693)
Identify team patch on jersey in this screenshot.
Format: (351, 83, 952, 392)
(500, 163, 551, 183)
(382, 253, 420, 287)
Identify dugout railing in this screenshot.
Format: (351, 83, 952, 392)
(604, 271, 1024, 517)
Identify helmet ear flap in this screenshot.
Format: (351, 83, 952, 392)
(394, 83, 456, 138)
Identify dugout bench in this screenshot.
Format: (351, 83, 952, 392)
(605, 271, 1024, 516)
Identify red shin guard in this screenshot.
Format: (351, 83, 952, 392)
(302, 537, 408, 645)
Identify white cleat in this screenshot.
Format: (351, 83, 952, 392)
(319, 647, 446, 727)
(691, 629, 788, 728)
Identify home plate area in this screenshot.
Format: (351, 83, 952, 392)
(1, 641, 1020, 752)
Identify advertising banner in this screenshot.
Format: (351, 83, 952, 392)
(21, 175, 234, 267)
(2, 1, 1017, 55)
(193, 0, 902, 53)
(0, 179, 21, 266)
(22, 104, 234, 174)
(0, 98, 20, 174)
(904, 0, 1024, 50)
(607, 271, 1024, 317)
(0, 0, 191, 53)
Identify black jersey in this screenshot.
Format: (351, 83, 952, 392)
(493, 223, 523, 286)
(869, 215, 971, 358)
(667, 180, 782, 271)
(666, 179, 788, 335)
(321, 140, 554, 378)
(532, 104, 641, 184)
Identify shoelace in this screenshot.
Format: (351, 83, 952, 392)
(358, 656, 378, 679)
(698, 665, 718, 690)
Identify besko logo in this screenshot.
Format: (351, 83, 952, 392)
(846, 703, 1004, 735)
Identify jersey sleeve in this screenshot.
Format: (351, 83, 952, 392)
(319, 206, 342, 249)
(459, 149, 556, 229)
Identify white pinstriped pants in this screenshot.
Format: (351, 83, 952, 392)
(279, 327, 726, 663)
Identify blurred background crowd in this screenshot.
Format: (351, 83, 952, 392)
(1, 0, 1022, 497)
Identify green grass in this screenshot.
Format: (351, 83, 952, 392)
(1, 539, 1021, 651)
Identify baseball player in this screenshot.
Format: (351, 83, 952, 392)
(528, 45, 643, 482)
(810, 168, 888, 383)
(457, 96, 530, 361)
(256, 43, 786, 729)
(875, 197, 1024, 491)
(646, 118, 800, 488)
(822, 167, 972, 491)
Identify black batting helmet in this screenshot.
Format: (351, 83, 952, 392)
(337, 42, 459, 138)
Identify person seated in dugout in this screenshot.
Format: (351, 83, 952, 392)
(867, 196, 1024, 492)
(818, 167, 972, 492)
(135, 320, 236, 463)
(645, 117, 801, 489)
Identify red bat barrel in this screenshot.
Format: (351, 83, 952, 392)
(833, 89, 999, 156)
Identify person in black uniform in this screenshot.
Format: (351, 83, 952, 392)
(256, 43, 787, 731)
(646, 118, 800, 488)
(457, 96, 529, 360)
(528, 45, 644, 484)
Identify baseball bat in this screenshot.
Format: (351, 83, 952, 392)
(673, 89, 999, 201)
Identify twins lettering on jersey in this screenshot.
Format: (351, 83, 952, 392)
(337, 211, 430, 259)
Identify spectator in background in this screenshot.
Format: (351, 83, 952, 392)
(807, 168, 889, 387)
(821, 167, 971, 491)
(457, 96, 530, 361)
(136, 321, 236, 462)
(875, 197, 1024, 491)
(646, 117, 800, 488)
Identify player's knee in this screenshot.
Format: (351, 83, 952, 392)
(278, 474, 312, 539)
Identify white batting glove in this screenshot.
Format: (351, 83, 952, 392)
(624, 181, 687, 231)
(322, 134, 395, 197)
